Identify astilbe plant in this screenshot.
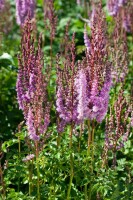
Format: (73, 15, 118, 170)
(107, 0, 123, 16)
(82, 3, 112, 123)
(15, 0, 36, 25)
(0, 0, 5, 10)
(0, 0, 12, 35)
(56, 33, 79, 133)
(43, 0, 57, 40)
(16, 18, 50, 141)
(107, 0, 133, 33)
(102, 89, 133, 167)
(56, 32, 80, 199)
(110, 14, 128, 83)
(122, 0, 133, 33)
(43, 0, 57, 68)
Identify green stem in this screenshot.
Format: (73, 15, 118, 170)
(87, 120, 91, 153)
(35, 142, 40, 200)
(84, 183, 88, 200)
(67, 125, 74, 200)
(67, 153, 74, 200)
(87, 120, 95, 200)
(18, 136, 21, 192)
(78, 123, 83, 152)
(50, 38, 53, 68)
(88, 185, 92, 200)
(57, 133, 61, 148)
(29, 161, 33, 196)
(0, 162, 6, 199)
(91, 121, 95, 162)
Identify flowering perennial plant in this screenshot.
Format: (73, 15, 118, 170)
(43, 0, 57, 40)
(82, 4, 112, 122)
(110, 14, 128, 83)
(16, 19, 50, 141)
(0, 0, 12, 34)
(103, 89, 132, 166)
(0, 0, 4, 10)
(107, 0, 133, 33)
(15, 0, 36, 25)
(56, 33, 79, 132)
(107, 0, 128, 16)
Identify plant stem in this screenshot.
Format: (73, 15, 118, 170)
(78, 123, 83, 152)
(18, 135, 21, 192)
(50, 38, 53, 68)
(35, 141, 40, 200)
(87, 120, 91, 153)
(91, 121, 95, 162)
(18, 136, 21, 156)
(67, 153, 74, 200)
(88, 185, 92, 200)
(0, 162, 6, 199)
(29, 161, 33, 196)
(84, 183, 88, 200)
(87, 120, 95, 200)
(67, 124, 74, 200)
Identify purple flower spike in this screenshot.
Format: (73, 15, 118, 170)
(56, 33, 80, 132)
(84, 28, 91, 52)
(107, 0, 119, 16)
(16, 19, 50, 140)
(16, 0, 36, 25)
(26, 108, 40, 141)
(118, 0, 127, 7)
(0, 0, 5, 10)
(82, 3, 112, 123)
(75, 69, 88, 121)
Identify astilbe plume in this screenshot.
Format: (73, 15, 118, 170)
(122, 1, 133, 33)
(56, 33, 79, 132)
(43, 0, 57, 40)
(15, 0, 36, 25)
(81, 3, 112, 123)
(16, 18, 50, 141)
(107, 0, 133, 33)
(110, 14, 128, 83)
(107, 0, 119, 16)
(102, 89, 132, 167)
(0, 0, 4, 10)
(107, 0, 127, 16)
(0, 0, 12, 35)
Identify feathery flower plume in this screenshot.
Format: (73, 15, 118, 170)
(81, 3, 112, 123)
(56, 33, 79, 132)
(107, 0, 133, 33)
(110, 14, 128, 83)
(16, 18, 50, 140)
(107, 0, 119, 16)
(0, 0, 5, 10)
(122, 2, 133, 33)
(0, 0, 12, 35)
(84, 26, 91, 52)
(75, 68, 88, 121)
(107, 0, 127, 16)
(43, 0, 57, 40)
(102, 89, 132, 167)
(15, 0, 36, 25)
